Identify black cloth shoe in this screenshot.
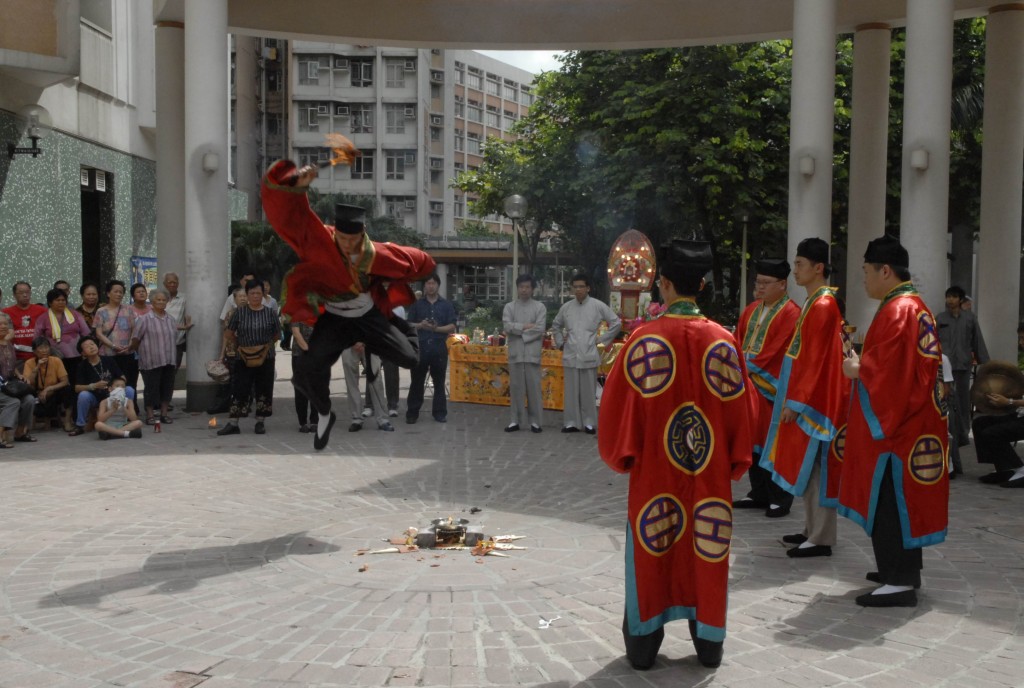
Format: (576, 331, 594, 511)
(348, 422, 362, 432)
(782, 533, 808, 545)
(855, 589, 918, 607)
(128, 428, 142, 439)
(313, 412, 336, 451)
(505, 423, 520, 432)
(98, 431, 111, 440)
(530, 424, 542, 433)
(765, 505, 791, 518)
(732, 498, 767, 509)
(1000, 476, 1024, 488)
(405, 415, 418, 425)
(786, 544, 832, 558)
(622, 616, 662, 671)
(561, 426, 580, 433)
(584, 425, 596, 435)
(254, 421, 266, 435)
(688, 620, 724, 668)
(433, 415, 447, 423)
(866, 572, 921, 589)
(979, 470, 1015, 484)
(216, 423, 240, 436)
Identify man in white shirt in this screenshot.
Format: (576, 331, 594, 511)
(162, 273, 192, 370)
(503, 274, 547, 433)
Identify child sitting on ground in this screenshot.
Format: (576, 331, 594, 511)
(95, 380, 143, 440)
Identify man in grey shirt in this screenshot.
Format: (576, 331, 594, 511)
(936, 285, 989, 452)
(551, 273, 621, 434)
(503, 274, 547, 433)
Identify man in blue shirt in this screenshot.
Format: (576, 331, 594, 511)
(406, 273, 457, 423)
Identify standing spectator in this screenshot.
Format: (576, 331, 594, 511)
(208, 287, 246, 415)
(262, 280, 279, 311)
(95, 280, 140, 412)
(53, 280, 72, 298)
(94, 379, 143, 440)
(216, 280, 280, 436)
(936, 285, 989, 454)
(290, 317, 318, 432)
(129, 283, 152, 318)
(502, 274, 547, 433)
(162, 273, 192, 371)
(72, 335, 136, 434)
(130, 288, 179, 425)
(597, 239, 752, 669)
(3, 282, 47, 361)
(24, 337, 71, 431)
(551, 273, 621, 434)
(219, 272, 267, 321)
(35, 288, 91, 405)
(406, 273, 457, 424)
(75, 283, 101, 333)
(342, 343, 392, 432)
(0, 318, 36, 443)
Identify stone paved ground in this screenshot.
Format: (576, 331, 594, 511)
(1, 352, 1022, 687)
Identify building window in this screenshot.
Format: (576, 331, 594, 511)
(454, 198, 464, 217)
(430, 127, 441, 142)
(454, 101, 465, 119)
(485, 111, 499, 128)
(466, 105, 482, 123)
(386, 150, 414, 180)
(503, 84, 517, 100)
(385, 196, 413, 218)
(454, 133, 463, 152)
(503, 113, 516, 130)
(267, 69, 282, 92)
(267, 113, 281, 135)
(521, 88, 533, 106)
(352, 151, 374, 180)
(351, 58, 374, 87)
(466, 72, 482, 90)
(385, 104, 406, 134)
(385, 58, 406, 88)
(299, 57, 323, 85)
(352, 103, 374, 133)
(296, 147, 328, 167)
(486, 77, 500, 95)
(462, 266, 507, 301)
(298, 103, 324, 132)
(466, 135, 481, 155)
(454, 68, 464, 85)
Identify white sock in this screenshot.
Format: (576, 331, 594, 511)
(317, 413, 331, 437)
(769, 503, 780, 510)
(798, 540, 821, 549)
(123, 431, 129, 438)
(873, 584, 913, 595)
(1011, 467, 1024, 481)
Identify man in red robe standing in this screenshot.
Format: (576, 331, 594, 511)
(733, 259, 800, 518)
(840, 235, 948, 607)
(261, 161, 435, 450)
(599, 240, 752, 670)
(760, 238, 850, 558)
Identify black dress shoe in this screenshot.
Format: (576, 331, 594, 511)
(313, 412, 336, 451)
(732, 498, 768, 509)
(216, 423, 240, 436)
(530, 424, 542, 433)
(765, 505, 791, 518)
(1000, 475, 1024, 488)
(348, 422, 362, 432)
(688, 620, 723, 668)
(505, 423, 520, 433)
(254, 421, 266, 435)
(979, 470, 1015, 484)
(584, 425, 596, 435)
(855, 589, 917, 607)
(786, 544, 832, 558)
(405, 415, 417, 424)
(561, 426, 580, 433)
(782, 533, 808, 545)
(866, 572, 921, 588)
(433, 416, 447, 423)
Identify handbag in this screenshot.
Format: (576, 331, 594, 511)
(1, 379, 33, 399)
(205, 359, 230, 383)
(237, 344, 271, 368)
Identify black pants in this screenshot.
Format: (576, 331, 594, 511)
(746, 460, 794, 509)
(141, 364, 176, 414)
(294, 308, 418, 417)
(230, 357, 275, 418)
(972, 413, 1024, 471)
(871, 468, 923, 588)
(406, 344, 447, 421)
(293, 388, 319, 426)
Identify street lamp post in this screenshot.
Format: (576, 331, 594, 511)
(734, 208, 752, 312)
(503, 195, 527, 288)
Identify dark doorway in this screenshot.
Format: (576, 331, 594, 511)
(81, 167, 115, 288)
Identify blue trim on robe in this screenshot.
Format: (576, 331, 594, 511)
(856, 381, 886, 441)
(787, 399, 838, 441)
(746, 360, 778, 403)
(836, 454, 948, 548)
(623, 526, 726, 642)
(766, 437, 825, 498)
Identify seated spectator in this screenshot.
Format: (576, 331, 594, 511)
(35, 288, 91, 398)
(0, 318, 36, 444)
(130, 288, 178, 425)
(23, 337, 72, 431)
(3, 282, 47, 361)
(76, 282, 101, 333)
(94, 379, 143, 440)
(130, 283, 152, 318)
(71, 335, 136, 436)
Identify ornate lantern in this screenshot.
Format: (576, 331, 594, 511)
(607, 229, 656, 322)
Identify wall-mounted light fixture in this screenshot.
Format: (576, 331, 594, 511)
(910, 148, 929, 170)
(798, 155, 815, 177)
(202, 151, 220, 173)
(7, 104, 52, 159)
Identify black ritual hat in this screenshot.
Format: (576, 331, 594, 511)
(334, 203, 367, 235)
(796, 237, 829, 266)
(660, 239, 713, 279)
(755, 258, 790, 280)
(864, 234, 909, 268)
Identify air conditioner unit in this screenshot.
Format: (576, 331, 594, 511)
(430, 158, 443, 169)
(404, 59, 417, 71)
(404, 152, 416, 164)
(430, 115, 443, 126)
(316, 104, 328, 115)
(430, 70, 444, 83)
(333, 57, 349, 69)
(430, 202, 443, 213)
(404, 106, 416, 118)
(405, 199, 416, 210)
(335, 105, 350, 116)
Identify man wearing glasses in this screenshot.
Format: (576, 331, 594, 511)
(733, 259, 800, 518)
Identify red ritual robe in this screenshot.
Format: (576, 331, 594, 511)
(760, 286, 849, 503)
(260, 160, 435, 325)
(734, 296, 801, 456)
(598, 299, 752, 643)
(838, 283, 949, 547)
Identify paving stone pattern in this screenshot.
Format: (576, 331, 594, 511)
(0, 352, 1022, 687)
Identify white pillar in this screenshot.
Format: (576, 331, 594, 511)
(977, 4, 1024, 362)
(899, 0, 954, 312)
(184, 0, 230, 410)
(845, 24, 892, 335)
(787, 0, 837, 301)
(233, 34, 259, 221)
(155, 21, 185, 282)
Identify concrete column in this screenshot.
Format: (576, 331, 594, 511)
(155, 22, 185, 281)
(787, 0, 837, 302)
(977, 4, 1024, 362)
(184, 0, 230, 410)
(899, 0, 954, 312)
(845, 24, 892, 336)
(233, 34, 259, 221)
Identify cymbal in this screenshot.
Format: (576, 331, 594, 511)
(971, 361, 1024, 415)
